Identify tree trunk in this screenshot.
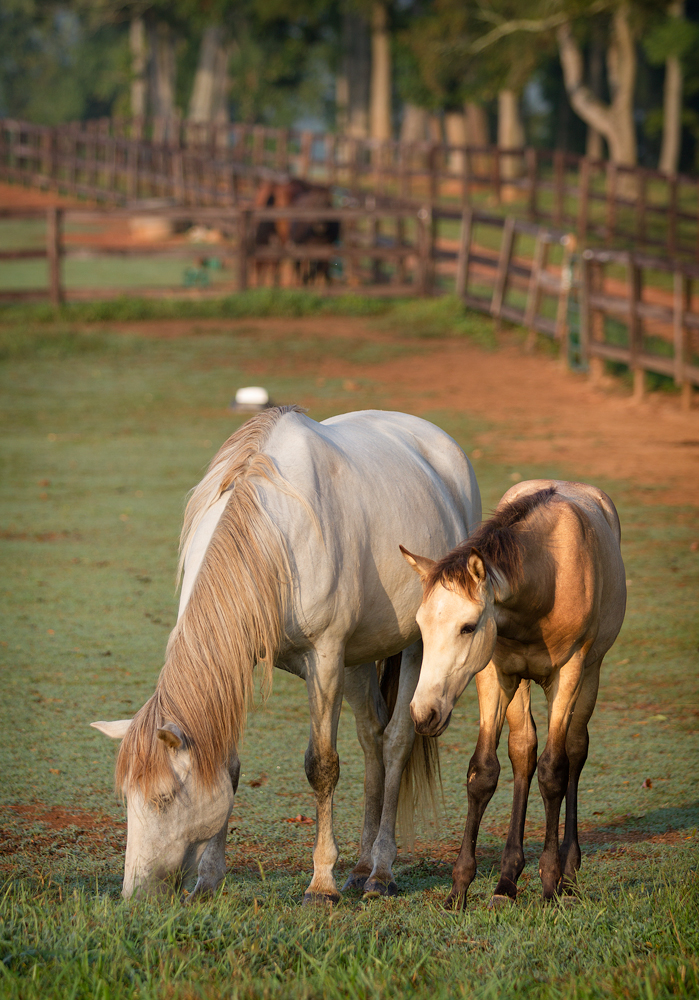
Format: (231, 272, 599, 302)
(149, 22, 177, 120)
(400, 104, 429, 142)
(659, 0, 684, 175)
(498, 89, 524, 184)
(466, 102, 489, 177)
(465, 102, 489, 145)
(586, 21, 605, 161)
(188, 26, 227, 123)
(342, 11, 370, 138)
(557, 5, 636, 168)
(130, 17, 147, 119)
(370, 2, 392, 141)
(444, 111, 466, 173)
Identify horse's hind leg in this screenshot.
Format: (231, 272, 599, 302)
(559, 659, 601, 892)
(447, 663, 519, 910)
(342, 662, 388, 891)
(363, 641, 422, 897)
(537, 652, 586, 899)
(492, 679, 538, 904)
(303, 644, 344, 905)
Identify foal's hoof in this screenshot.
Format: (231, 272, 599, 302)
(488, 894, 515, 910)
(444, 890, 466, 911)
(362, 878, 398, 899)
(342, 872, 369, 892)
(302, 891, 340, 906)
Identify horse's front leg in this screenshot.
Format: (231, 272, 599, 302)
(447, 664, 518, 910)
(342, 661, 388, 892)
(538, 653, 586, 899)
(303, 644, 344, 905)
(492, 679, 538, 905)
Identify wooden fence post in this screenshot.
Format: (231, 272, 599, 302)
(491, 216, 516, 322)
(237, 209, 250, 292)
(455, 207, 473, 300)
(673, 268, 692, 410)
(628, 256, 644, 401)
(524, 231, 548, 348)
(415, 206, 432, 295)
(46, 206, 64, 306)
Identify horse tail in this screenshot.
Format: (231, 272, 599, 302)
(378, 652, 442, 852)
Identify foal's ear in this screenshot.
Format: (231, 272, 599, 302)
(157, 722, 186, 751)
(400, 545, 436, 582)
(90, 719, 132, 740)
(467, 550, 487, 586)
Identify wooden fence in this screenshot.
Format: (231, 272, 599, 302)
(2, 118, 698, 259)
(2, 201, 696, 407)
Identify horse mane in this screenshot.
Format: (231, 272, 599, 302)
(426, 486, 557, 598)
(116, 405, 305, 804)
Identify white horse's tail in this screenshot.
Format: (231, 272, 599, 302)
(379, 653, 441, 851)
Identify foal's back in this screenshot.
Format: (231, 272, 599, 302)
(499, 479, 626, 668)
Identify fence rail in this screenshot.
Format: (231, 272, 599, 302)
(2, 118, 699, 260)
(1, 200, 697, 407)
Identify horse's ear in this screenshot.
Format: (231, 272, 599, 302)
(467, 550, 487, 585)
(91, 719, 132, 740)
(400, 545, 436, 582)
(157, 722, 186, 751)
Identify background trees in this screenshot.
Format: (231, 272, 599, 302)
(1, 0, 698, 173)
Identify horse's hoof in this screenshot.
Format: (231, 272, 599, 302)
(342, 873, 369, 892)
(444, 891, 465, 911)
(488, 894, 515, 910)
(362, 879, 398, 899)
(302, 891, 340, 906)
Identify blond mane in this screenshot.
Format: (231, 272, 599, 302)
(116, 405, 305, 803)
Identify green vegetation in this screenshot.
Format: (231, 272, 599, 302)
(0, 314, 697, 999)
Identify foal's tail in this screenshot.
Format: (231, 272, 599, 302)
(378, 653, 442, 851)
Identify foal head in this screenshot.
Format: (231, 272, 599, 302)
(402, 486, 556, 737)
(401, 546, 502, 737)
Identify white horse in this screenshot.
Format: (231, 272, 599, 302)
(93, 406, 480, 903)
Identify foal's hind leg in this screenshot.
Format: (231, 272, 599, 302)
(342, 662, 388, 892)
(559, 659, 601, 892)
(447, 664, 519, 910)
(303, 643, 344, 904)
(537, 652, 586, 900)
(491, 679, 538, 905)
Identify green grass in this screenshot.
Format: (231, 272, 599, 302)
(0, 315, 697, 999)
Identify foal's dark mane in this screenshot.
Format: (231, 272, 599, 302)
(426, 486, 557, 597)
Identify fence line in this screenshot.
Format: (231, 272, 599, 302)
(2, 118, 698, 260)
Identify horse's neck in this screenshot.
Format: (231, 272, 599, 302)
(496, 528, 554, 634)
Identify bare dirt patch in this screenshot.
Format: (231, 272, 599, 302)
(104, 315, 699, 508)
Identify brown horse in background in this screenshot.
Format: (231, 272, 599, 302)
(253, 179, 339, 286)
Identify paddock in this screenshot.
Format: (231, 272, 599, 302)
(0, 302, 697, 998)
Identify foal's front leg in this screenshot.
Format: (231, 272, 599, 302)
(303, 644, 344, 904)
(491, 678, 538, 904)
(447, 664, 518, 910)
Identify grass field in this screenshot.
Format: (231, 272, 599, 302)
(0, 307, 697, 999)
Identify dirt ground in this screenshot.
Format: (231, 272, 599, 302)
(115, 315, 699, 510)
(3, 180, 697, 508)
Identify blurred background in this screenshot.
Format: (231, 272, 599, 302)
(2, 0, 699, 176)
